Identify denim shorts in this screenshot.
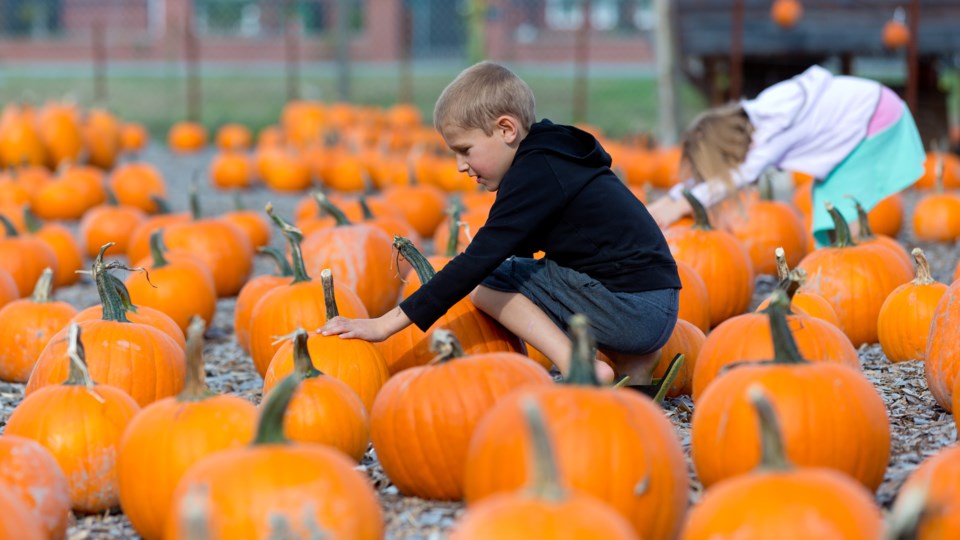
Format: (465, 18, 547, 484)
(481, 257, 679, 355)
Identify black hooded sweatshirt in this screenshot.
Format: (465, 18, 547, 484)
(399, 119, 681, 331)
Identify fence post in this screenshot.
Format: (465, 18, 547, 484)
(335, 0, 351, 102)
(729, 0, 744, 100)
(184, 14, 201, 123)
(572, 0, 592, 124)
(654, 0, 679, 145)
(92, 19, 108, 103)
(285, 1, 301, 102)
(399, 0, 413, 104)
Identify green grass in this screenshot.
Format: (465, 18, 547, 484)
(0, 68, 706, 141)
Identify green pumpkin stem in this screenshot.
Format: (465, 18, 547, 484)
(258, 246, 294, 277)
(774, 247, 790, 281)
(253, 374, 300, 445)
(846, 196, 876, 241)
(429, 329, 466, 364)
(22, 208, 41, 233)
(189, 180, 202, 219)
(445, 195, 465, 257)
(104, 186, 119, 206)
(562, 313, 600, 386)
(747, 385, 792, 472)
(265, 203, 311, 284)
(825, 201, 856, 247)
(394, 235, 436, 283)
(358, 195, 375, 220)
(520, 396, 566, 502)
(148, 229, 170, 268)
(319, 269, 340, 322)
(178, 316, 215, 402)
(681, 189, 713, 231)
(0, 214, 19, 237)
(313, 192, 352, 226)
(291, 328, 322, 379)
(232, 191, 246, 212)
(910, 248, 936, 286)
(764, 289, 807, 365)
(151, 195, 172, 215)
(30, 268, 54, 303)
(92, 243, 130, 322)
(63, 323, 102, 401)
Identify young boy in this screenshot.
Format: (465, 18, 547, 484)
(647, 64, 925, 247)
(320, 61, 681, 388)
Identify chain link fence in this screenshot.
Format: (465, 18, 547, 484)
(0, 0, 681, 139)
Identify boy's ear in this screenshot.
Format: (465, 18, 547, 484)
(495, 115, 521, 144)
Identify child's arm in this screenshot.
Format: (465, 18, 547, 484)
(319, 306, 412, 342)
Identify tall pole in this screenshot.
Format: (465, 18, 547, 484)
(92, 19, 107, 103)
(284, 2, 300, 102)
(572, 0, 592, 124)
(654, 0, 679, 144)
(184, 14, 200, 123)
(906, 0, 920, 114)
(730, 0, 744, 100)
(335, 0, 351, 101)
(399, 2, 413, 104)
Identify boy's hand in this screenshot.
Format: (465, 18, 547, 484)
(646, 196, 691, 229)
(320, 316, 392, 342)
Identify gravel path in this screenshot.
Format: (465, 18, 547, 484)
(1, 144, 958, 539)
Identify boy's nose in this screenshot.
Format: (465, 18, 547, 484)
(456, 157, 469, 172)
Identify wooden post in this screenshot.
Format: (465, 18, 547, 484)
(906, 0, 920, 114)
(284, 3, 300, 102)
(92, 19, 107, 103)
(572, 0, 592, 124)
(399, 0, 413, 104)
(654, 0, 679, 144)
(730, 0, 744, 100)
(184, 15, 200, 123)
(335, 0, 351, 101)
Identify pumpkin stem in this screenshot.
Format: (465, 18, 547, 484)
(232, 190, 246, 211)
(63, 323, 104, 402)
(253, 374, 300, 445)
(886, 483, 931, 540)
(189, 179, 202, 220)
(825, 201, 856, 247)
(291, 328, 322, 379)
(358, 195, 375, 220)
(681, 189, 713, 231)
(258, 246, 294, 277)
(910, 248, 936, 286)
(178, 316, 215, 402)
(562, 313, 600, 386)
(104, 186, 119, 206)
(0, 214, 19, 237)
(148, 229, 170, 268)
(845, 195, 876, 241)
(520, 396, 567, 502)
(319, 269, 340, 322)
(764, 289, 808, 365)
(92, 243, 130, 322)
(266, 203, 311, 284)
(313, 192, 352, 226)
(774, 247, 790, 281)
(394, 235, 436, 284)
(30, 267, 54, 303)
(773, 268, 805, 301)
(934, 147, 945, 194)
(428, 329, 466, 364)
(758, 171, 775, 201)
(22, 207, 41, 234)
(151, 195, 172, 215)
(747, 385, 792, 472)
(444, 195, 465, 257)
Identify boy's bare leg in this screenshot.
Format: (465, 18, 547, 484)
(601, 348, 663, 386)
(469, 285, 615, 382)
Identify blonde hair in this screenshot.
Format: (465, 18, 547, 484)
(680, 104, 754, 189)
(433, 61, 536, 135)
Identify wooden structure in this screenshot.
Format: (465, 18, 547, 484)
(672, 0, 960, 143)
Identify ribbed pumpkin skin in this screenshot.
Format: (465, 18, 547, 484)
(878, 281, 948, 363)
(654, 318, 706, 397)
(866, 192, 904, 238)
(378, 297, 525, 375)
(691, 312, 859, 400)
(79, 205, 147, 257)
(0, 487, 46, 540)
(126, 254, 218, 334)
(300, 224, 400, 317)
(248, 281, 368, 377)
(264, 333, 388, 413)
(666, 226, 754, 327)
(0, 234, 58, 297)
(925, 281, 960, 411)
(464, 386, 689, 540)
(372, 355, 552, 501)
(0, 297, 77, 382)
(682, 468, 885, 539)
(381, 184, 448, 238)
(117, 396, 257, 540)
(724, 198, 808, 275)
(5, 384, 140, 514)
(449, 495, 639, 540)
(691, 363, 890, 492)
(895, 445, 960, 538)
(73, 305, 186, 350)
(163, 219, 253, 297)
(233, 275, 291, 353)
(272, 376, 370, 462)
(756, 291, 840, 327)
(34, 222, 84, 287)
(26, 320, 186, 407)
(126, 213, 191, 264)
(0, 435, 71, 540)
(675, 260, 711, 333)
(163, 446, 383, 540)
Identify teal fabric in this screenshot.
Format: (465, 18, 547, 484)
(811, 110, 925, 247)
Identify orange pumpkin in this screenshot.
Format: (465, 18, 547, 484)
(163, 375, 384, 539)
(26, 213, 84, 287)
(210, 151, 253, 189)
(117, 317, 257, 540)
(0, 268, 77, 382)
(882, 18, 910, 49)
(37, 102, 83, 168)
(925, 278, 960, 412)
(0, 435, 71, 540)
(866, 192, 904, 238)
(221, 194, 271, 250)
(234, 246, 292, 353)
(652, 318, 705, 398)
(109, 162, 168, 214)
(722, 189, 807, 275)
(119, 122, 149, 154)
(770, 0, 803, 28)
(215, 123, 252, 151)
(878, 248, 948, 363)
(849, 197, 912, 270)
(0, 485, 46, 540)
(6, 323, 141, 513)
(754, 248, 841, 327)
(676, 259, 711, 333)
(73, 302, 186, 351)
(380, 182, 447, 238)
(78, 196, 147, 258)
(83, 108, 122, 170)
(125, 198, 191, 263)
(0, 214, 59, 297)
(0, 268, 17, 308)
(168, 121, 207, 153)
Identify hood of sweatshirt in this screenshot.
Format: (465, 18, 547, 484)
(515, 119, 612, 168)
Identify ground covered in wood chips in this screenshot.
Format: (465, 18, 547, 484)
(0, 145, 957, 539)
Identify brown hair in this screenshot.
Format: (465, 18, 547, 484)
(680, 104, 754, 189)
(433, 61, 536, 135)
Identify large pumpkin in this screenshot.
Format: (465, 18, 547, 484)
(878, 248, 948, 363)
(925, 278, 960, 412)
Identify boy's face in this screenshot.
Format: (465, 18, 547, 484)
(440, 116, 522, 192)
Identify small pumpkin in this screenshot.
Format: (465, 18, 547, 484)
(0, 214, 59, 297)
(168, 121, 207, 153)
(109, 162, 168, 214)
(0, 435, 71, 540)
(24, 210, 84, 287)
(78, 190, 147, 258)
(234, 246, 293, 353)
(878, 248, 948, 363)
(214, 123, 252, 151)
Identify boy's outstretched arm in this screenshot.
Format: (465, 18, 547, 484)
(320, 306, 412, 342)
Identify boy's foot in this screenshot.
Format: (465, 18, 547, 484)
(623, 353, 685, 404)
